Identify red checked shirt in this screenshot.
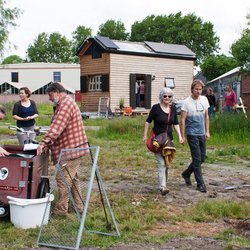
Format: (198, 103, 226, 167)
(41, 94, 88, 164)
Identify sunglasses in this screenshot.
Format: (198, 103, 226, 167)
(163, 95, 172, 98)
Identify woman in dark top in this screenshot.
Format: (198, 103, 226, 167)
(12, 87, 39, 144)
(205, 87, 216, 117)
(143, 87, 183, 195)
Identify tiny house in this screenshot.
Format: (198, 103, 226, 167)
(76, 36, 196, 113)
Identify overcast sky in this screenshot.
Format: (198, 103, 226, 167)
(4, 0, 250, 59)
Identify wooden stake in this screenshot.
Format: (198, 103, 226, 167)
(239, 97, 247, 118)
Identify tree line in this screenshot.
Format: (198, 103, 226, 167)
(0, 1, 249, 81)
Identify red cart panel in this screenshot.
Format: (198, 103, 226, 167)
(0, 145, 48, 205)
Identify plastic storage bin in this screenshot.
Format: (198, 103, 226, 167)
(7, 194, 54, 229)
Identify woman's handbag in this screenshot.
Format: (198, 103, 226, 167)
(153, 132, 171, 151)
(146, 130, 159, 153)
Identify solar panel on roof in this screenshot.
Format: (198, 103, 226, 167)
(115, 41, 151, 53)
(145, 41, 195, 56)
(96, 36, 119, 50)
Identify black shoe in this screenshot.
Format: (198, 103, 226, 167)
(181, 173, 192, 186)
(160, 187, 170, 196)
(196, 184, 207, 193)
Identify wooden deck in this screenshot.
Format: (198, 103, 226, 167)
(114, 108, 149, 117)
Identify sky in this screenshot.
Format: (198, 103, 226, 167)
(3, 0, 250, 59)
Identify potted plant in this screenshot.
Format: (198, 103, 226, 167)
(119, 98, 125, 109)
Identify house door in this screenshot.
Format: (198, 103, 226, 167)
(130, 74, 151, 109)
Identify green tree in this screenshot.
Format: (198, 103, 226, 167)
(231, 15, 250, 74)
(0, 1, 21, 55)
(27, 32, 73, 63)
(200, 55, 238, 81)
(98, 19, 129, 40)
(130, 13, 220, 64)
(71, 25, 92, 63)
(2, 54, 24, 64)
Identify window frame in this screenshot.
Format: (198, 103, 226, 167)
(89, 75, 102, 92)
(11, 72, 19, 83)
(164, 77, 175, 89)
(53, 71, 61, 82)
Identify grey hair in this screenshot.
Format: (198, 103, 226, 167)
(159, 87, 173, 102)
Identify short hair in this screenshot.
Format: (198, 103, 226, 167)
(159, 87, 173, 102)
(46, 82, 66, 93)
(0, 105, 6, 114)
(20, 87, 32, 97)
(191, 79, 205, 92)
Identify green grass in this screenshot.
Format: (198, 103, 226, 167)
(0, 104, 250, 249)
(179, 200, 250, 222)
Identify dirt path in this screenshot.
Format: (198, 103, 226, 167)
(95, 163, 250, 250)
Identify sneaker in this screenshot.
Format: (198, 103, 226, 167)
(160, 187, 170, 196)
(181, 173, 192, 186)
(196, 184, 207, 193)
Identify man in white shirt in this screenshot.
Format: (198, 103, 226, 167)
(180, 80, 210, 193)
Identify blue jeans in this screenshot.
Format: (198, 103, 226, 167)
(182, 135, 206, 186)
(208, 105, 214, 117)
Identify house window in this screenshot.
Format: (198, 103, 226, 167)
(11, 72, 19, 82)
(89, 75, 102, 91)
(53, 72, 61, 82)
(165, 78, 175, 89)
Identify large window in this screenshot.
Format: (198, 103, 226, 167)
(53, 72, 61, 82)
(89, 75, 102, 91)
(11, 72, 19, 82)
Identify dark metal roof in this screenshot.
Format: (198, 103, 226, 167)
(77, 36, 196, 60)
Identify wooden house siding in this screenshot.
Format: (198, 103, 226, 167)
(80, 54, 110, 75)
(109, 53, 194, 110)
(80, 54, 110, 112)
(241, 74, 250, 109)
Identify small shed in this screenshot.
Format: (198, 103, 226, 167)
(76, 36, 196, 113)
(206, 67, 250, 111)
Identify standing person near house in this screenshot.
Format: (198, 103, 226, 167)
(223, 84, 237, 113)
(12, 87, 39, 145)
(0, 105, 10, 157)
(180, 80, 210, 193)
(206, 87, 216, 117)
(136, 81, 140, 107)
(143, 87, 183, 195)
(37, 82, 88, 216)
(139, 81, 145, 107)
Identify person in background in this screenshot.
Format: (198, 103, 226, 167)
(0, 106, 10, 156)
(12, 87, 39, 144)
(136, 81, 140, 107)
(205, 87, 216, 117)
(139, 81, 145, 107)
(180, 80, 210, 193)
(143, 87, 183, 195)
(37, 82, 88, 216)
(223, 84, 237, 113)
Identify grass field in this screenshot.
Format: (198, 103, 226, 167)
(0, 103, 249, 249)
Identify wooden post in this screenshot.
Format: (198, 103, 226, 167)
(239, 97, 247, 118)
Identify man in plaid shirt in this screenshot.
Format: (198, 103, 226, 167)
(37, 82, 88, 216)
